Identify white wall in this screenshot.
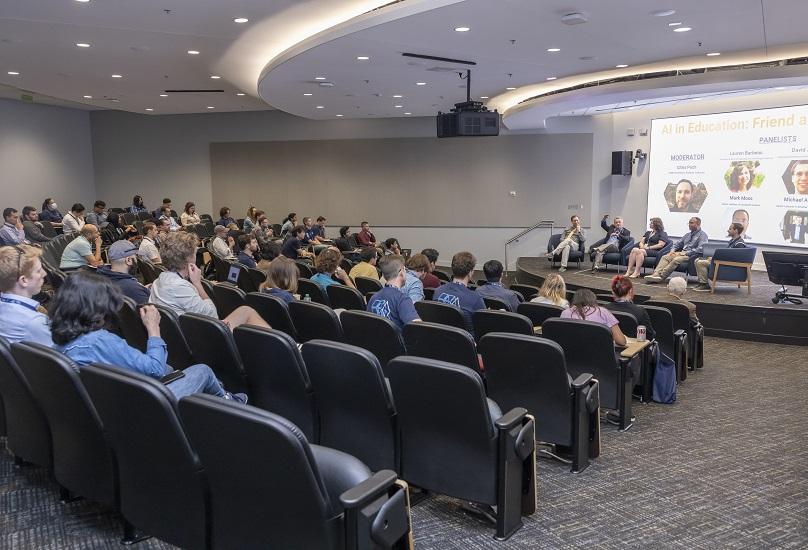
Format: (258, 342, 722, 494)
(0, 98, 95, 213)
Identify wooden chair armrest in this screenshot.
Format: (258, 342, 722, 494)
(713, 260, 752, 269)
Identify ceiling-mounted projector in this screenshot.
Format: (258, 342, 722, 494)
(437, 69, 500, 138)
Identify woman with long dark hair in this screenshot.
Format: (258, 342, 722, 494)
(561, 288, 626, 345)
(180, 202, 201, 226)
(624, 217, 669, 278)
(51, 270, 245, 401)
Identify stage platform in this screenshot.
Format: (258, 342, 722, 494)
(515, 257, 808, 346)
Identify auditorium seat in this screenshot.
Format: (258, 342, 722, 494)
(435, 270, 451, 282)
(295, 261, 314, 279)
(340, 310, 406, 372)
(479, 333, 600, 473)
(354, 276, 383, 296)
(326, 284, 366, 310)
(153, 305, 195, 370)
(178, 313, 248, 394)
(472, 310, 534, 343)
(610, 310, 638, 337)
(547, 233, 585, 269)
(209, 281, 247, 318)
(11, 342, 117, 508)
(245, 292, 299, 341)
(590, 236, 635, 269)
(211, 254, 232, 282)
(403, 321, 480, 375)
(0, 337, 52, 469)
(645, 300, 703, 372)
(288, 300, 343, 343)
(80, 364, 208, 549)
(413, 300, 467, 331)
(642, 305, 688, 383)
(386, 356, 536, 540)
(482, 296, 511, 310)
(509, 284, 540, 300)
(423, 287, 434, 300)
(178, 395, 412, 549)
(542, 318, 636, 431)
(232, 325, 316, 440)
(302, 340, 398, 472)
(297, 278, 330, 306)
(517, 302, 564, 327)
(118, 299, 147, 352)
(136, 258, 165, 285)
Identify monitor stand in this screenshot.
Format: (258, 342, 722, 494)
(772, 266, 808, 304)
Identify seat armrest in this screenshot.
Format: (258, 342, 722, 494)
(571, 373, 593, 389)
(340, 470, 398, 509)
(495, 407, 528, 431)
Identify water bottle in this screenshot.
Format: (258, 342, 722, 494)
(637, 325, 646, 342)
(303, 294, 311, 302)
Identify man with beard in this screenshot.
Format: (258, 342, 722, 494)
(96, 240, 150, 304)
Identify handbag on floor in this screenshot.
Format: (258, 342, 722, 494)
(652, 350, 677, 404)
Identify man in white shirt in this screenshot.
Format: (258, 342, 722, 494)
(137, 221, 162, 263)
(61, 203, 87, 235)
(210, 225, 235, 260)
(0, 245, 53, 346)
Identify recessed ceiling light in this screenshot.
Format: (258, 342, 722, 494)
(673, 27, 692, 32)
(76, 43, 90, 48)
(394, 105, 403, 108)
(356, 56, 370, 61)
(234, 17, 249, 24)
(210, 75, 221, 79)
(187, 50, 200, 55)
(303, 93, 313, 96)
(480, 96, 489, 99)
(506, 87, 516, 90)
(145, 108, 154, 111)
(775, 86, 787, 90)
(392, 94, 402, 98)
(316, 105, 324, 109)
(83, 95, 92, 99)
(668, 22, 682, 27)
(206, 106, 215, 109)
(336, 114, 343, 117)
(454, 27, 470, 32)
(546, 77, 557, 81)
(159, 94, 168, 97)
(7, 71, 19, 75)
(236, 92, 245, 96)
(315, 76, 326, 80)
(75, 0, 90, 3)
(547, 48, 561, 52)
(111, 74, 122, 78)
(651, 9, 676, 17)
(706, 52, 721, 56)
(616, 64, 629, 68)
(416, 82, 426, 86)
(404, 112, 412, 115)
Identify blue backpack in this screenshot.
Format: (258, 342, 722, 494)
(652, 350, 677, 404)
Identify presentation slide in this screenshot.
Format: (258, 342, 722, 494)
(648, 105, 808, 247)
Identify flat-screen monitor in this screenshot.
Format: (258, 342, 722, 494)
(648, 104, 808, 248)
(762, 251, 808, 286)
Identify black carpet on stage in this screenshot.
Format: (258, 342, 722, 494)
(2, 336, 807, 548)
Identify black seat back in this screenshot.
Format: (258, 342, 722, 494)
(297, 278, 330, 306)
(211, 254, 232, 282)
(153, 305, 195, 369)
(480, 334, 573, 446)
(80, 365, 208, 549)
(516, 302, 565, 326)
(435, 270, 450, 282)
(288, 300, 343, 343)
(233, 326, 316, 440)
(340, 310, 406, 372)
(643, 305, 675, 357)
(472, 310, 534, 343)
(241, 267, 266, 294)
(387, 356, 496, 504)
(210, 282, 246, 318)
(295, 261, 314, 278)
(354, 276, 383, 295)
(542, 318, 620, 409)
(0, 337, 52, 468)
(402, 321, 479, 374)
(179, 313, 247, 393)
(645, 300, 690, 333)
(610, 310, 638, 338)
(245, 292, 298, 340)
(302, 340, 398, 472)
(482, 296, 510, 310)
(413, 300, 466, 330)
(326, 284, 366, 310)
(118, 298, 147, 352)
(509, 284, 540, 300)
(11, 342, 116, 506)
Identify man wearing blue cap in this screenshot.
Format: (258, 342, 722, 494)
(96, 240, 151, 304)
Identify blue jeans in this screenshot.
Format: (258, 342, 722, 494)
(164, 364, 226, 399)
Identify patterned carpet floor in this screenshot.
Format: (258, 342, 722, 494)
(1, 336, 807, 549)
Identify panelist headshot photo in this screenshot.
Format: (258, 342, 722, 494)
(783, 159, 808, 195)
(725, 161, 762, 193)
(665, 178, 705, 213)
(732, 208, 751, 241)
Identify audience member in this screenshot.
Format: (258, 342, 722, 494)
(402, 254, 430, 303)
(155, 216, 172, 243)
(349, 247, 379, 281)
(280, 225, 313, 260)
(137, 221, 162, 264)
(433, 251, 485, 336)
(334, 226, 355, 253)
(129, 195, 148, 214)
(546, 215, 586, 273)
(530, 273, 569, 308)
(53, 270, 246, 402)
(180, 202, 201, 226)
(107, 212, 138, 241)
(149, 231, 269, 329)
(645, 217, 708, 283)
(85, 200, 109, 228)
(315, 216, 327, 238)
(693, 222, 746, 292)
(260, 255, 298, 304)
(253, 216, 279, 256)
(476, 259, 520, 311)
(383, 238, 401, 256)
(280, 212, 297, 236)
(237, 234, 258, 268)
(591, 214, 631, 271)
(243, 206, 258, 233)
(60, 224, 103, 269)
(420, 248, 441, 288)
(61, 203, 86, 235)
(624, 217, 669, 278)
(367, 256, 420, 332)
(159, 206, 180, 231)
(607, 275, 655, 340)
(210, 225, 236, 260)
(39, 197, 63, 225)
(21, 206, 51, 243)
(0, 245, 52, 346)
(218, 207, 238, 229)
(152, 198, 173, 219)
(96, 240, 150, 305)
(654, 276, 700, 324)
(311, 248, 355, 289)
(561, 289, 627, 346)
(0, 208, 26, 246)
(356, 221, 378, 247)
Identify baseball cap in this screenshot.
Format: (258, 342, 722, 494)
(108, 240, 139, 261)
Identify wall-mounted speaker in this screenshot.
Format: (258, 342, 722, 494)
(611, 151, 633, 176)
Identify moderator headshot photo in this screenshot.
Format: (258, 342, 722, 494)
(725, 161, 762, 193)
(783, 159, 808, 195)
(665, 178, 706, 213)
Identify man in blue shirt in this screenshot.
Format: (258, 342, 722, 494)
(432, 251, 486, 335)
(0, 208, 27, 246)
(646, 217, 709, 283)
(96, 240, 151, 305)
(236, 234, 258, 268)
(281, 225, 314, 260)
(367, 257, 420, 331)
(0, 245, 53, 346)
(476, 259, 521, 312)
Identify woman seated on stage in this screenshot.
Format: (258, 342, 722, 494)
(624, 217, 669, 278)
(561, 288, 627, 346)
(606, 275, 655, 340)
(530, 273, 569, 308)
